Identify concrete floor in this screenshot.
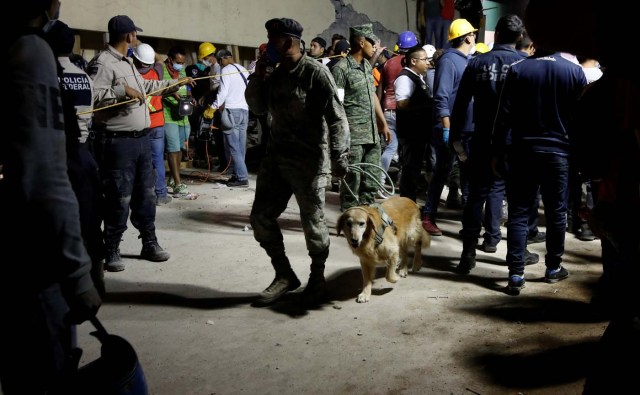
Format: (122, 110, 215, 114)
(76, 171, 608, 394)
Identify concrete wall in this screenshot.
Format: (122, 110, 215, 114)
(62, 0, 419, 51)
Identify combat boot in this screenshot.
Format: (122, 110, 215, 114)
(253, 256, 301, 307)
(141, 240, 170, 262)
(105, 248, 124, 272)
(456, 238, 477, 274)
(300, 254, 329, 307)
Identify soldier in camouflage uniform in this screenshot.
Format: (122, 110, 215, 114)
(245, 18, 350, 307)
(331, 23, 391, 211)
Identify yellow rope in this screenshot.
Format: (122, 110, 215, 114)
(78, 69, 247, 115)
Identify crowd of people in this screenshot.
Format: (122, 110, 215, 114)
(4, 0, 638, 392)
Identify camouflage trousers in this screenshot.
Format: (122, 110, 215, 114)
(250, 154, 330, 259)
(340, 143, 381, 211)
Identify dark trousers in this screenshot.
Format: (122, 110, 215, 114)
(505, 151, 569, 275)
(95, 133, 157, 248)
(397, 133, 427, 202)
(460, 151, 505, 247)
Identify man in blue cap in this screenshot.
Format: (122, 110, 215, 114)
(88, 15, 194, 272)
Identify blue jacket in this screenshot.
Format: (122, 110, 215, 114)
(492, 52, 587, 156)
(451, 44, 523, 146)
(432, 47, 473, 133)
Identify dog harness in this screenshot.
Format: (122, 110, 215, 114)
(370, 203, 396, 247)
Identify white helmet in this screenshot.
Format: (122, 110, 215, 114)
(133, 43, 155, 65)
(422, 44, 436, 60)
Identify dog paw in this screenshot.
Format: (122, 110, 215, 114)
(412, 262, 423, 272)
(386, 272, 399, 283)
(356, 293, 370, 303)
(398, 269, 408, 278)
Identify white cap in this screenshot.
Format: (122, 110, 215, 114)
(422, 44, 436, 60)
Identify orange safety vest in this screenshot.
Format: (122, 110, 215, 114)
(139, 67, 164, 128)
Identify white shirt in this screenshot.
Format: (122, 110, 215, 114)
(394, 67, 425, 102)
(212, 63, 249, 110)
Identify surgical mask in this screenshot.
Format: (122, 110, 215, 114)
(202, 59, 212, 67)
(42, 7, 60, 33)
(266, 42, 281, 64)
(127, 46, 134, 58)
(173, 63, 184, 71)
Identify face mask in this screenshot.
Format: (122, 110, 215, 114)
(127, 46, 134, 58)
(266, 42, 281, 64)
(202, 59, 212, 67)
(173, 63, 184, 72)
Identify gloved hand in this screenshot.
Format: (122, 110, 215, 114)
(65, 286, 102, 325)
(442, 127, 450, 145)
(203, 106, 216, 120)
(331, 153, 349, 178)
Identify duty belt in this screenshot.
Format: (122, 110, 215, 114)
(100, 130, 148, 138)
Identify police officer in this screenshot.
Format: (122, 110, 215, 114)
(331, 23, 391, 211)
(450, 14, 540, 274)
(246, 18, 350, 307)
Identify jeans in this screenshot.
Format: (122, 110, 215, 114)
(380, 110, 398, 183)
(221, 108, 249, 181)
(148, 126, 168, 198)
(505, 151, 569, 275)
(95, 133, 157, 247)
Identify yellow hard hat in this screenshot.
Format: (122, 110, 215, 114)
(475, 42, 490, 54)
(393, 44, 399, 53)
(198, 42, 216, 60)
(448, 19, 478, 41)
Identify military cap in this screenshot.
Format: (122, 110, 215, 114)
(349, 23, 379, 43)
(312, 36, 327, 48)
(265, 18, 303, 39)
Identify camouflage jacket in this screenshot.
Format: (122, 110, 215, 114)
(331, 54, 379, 145)
(245, 53, 350, 174)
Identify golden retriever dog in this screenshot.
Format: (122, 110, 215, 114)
(337, 196, 431, 303)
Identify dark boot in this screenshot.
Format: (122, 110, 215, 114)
(301, 250, 329, 307)
(456, 238, 477, 274)
(140, 234, 170, 262)
(105, 247, 124, 272)
(253, 256, 301, 307)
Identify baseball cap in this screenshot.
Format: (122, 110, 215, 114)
(108, 15, 143, 36)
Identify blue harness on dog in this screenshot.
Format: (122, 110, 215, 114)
(370, 203, 396, 247)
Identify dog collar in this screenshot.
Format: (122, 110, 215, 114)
(370, 203, 396, 247)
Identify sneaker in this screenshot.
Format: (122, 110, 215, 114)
(575, 223, 596, 241)
(478, 241, 497, 253)
(140, 241, 170, 262)
(507, 274, 526, 294)
(527, 231, 546, 244)
(167, 178, 176, 193)
(421, 215, 443, 236)
(173, 183, 189, 196)
(524, 249, 540, 266)
(545, 266, 569, 283)
(253, 275, 302, 307)
(227, 179, 249, 188)
(300, 276, 329, 307)
(105, 249, 125, 272)
(156, 195, 172, 206)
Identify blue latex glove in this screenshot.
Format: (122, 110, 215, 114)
(442, 127, 450, 145)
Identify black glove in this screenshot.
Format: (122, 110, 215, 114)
(65, 286, 102, 325)
(331, 153, 349, 178)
